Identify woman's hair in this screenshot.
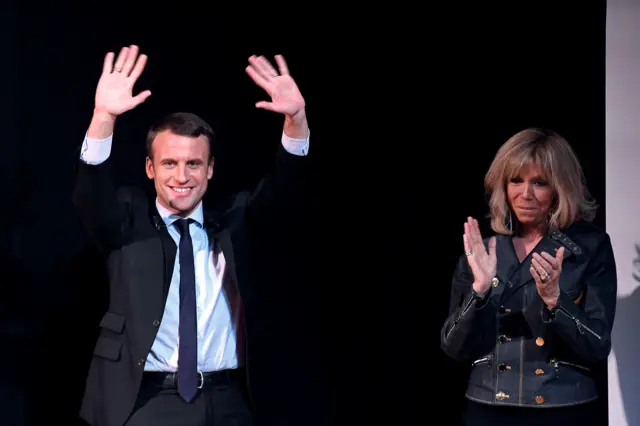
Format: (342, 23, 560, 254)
(484, 128, 598, 235)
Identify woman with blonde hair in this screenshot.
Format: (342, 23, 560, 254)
(440, 128, 617, 425)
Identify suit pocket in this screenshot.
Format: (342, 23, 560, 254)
(99, 311, 125, 334)
(94, 312, 126, 361)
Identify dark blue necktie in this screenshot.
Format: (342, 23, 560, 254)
(174, 218, 198, 402)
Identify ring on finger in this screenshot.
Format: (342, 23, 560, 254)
(465, 249, 472, 256)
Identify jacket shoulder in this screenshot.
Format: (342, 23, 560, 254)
(554, 220, 611, 258)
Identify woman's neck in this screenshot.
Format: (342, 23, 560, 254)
(518, 223, 546, 242)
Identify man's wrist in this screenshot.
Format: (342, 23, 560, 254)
(284, 109, 308, 139)
(87, 109, 116, 140)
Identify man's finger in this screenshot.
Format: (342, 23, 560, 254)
(130, 90, 151, 108)
(113, 46, 129, 72)
(255, 55, 278, 78)
(275, 55, 289, 75)
(103, 52, 114, 74)
(245, 65, 269, 91)
(255, 101, 276, 111)
(128, 54, 148, 83)
(121, 45, 139, 76)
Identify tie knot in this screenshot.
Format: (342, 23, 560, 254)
(174, 218, 193, 235)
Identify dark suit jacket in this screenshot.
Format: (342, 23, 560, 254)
(440, 220, 617, 407)
(73, 143, 309, 426)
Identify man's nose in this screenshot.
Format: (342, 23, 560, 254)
(175, 165, 188, 183)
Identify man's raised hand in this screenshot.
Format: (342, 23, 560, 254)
(94, 45, 151, 119)
(245, 55, 305, 117)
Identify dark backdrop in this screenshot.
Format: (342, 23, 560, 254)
(0, 2, 607, 426)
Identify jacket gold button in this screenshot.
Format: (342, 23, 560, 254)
(535, 395, 544, 404)
(496, 391, 509, 400)
(491, 277, 499, 287)
(535, 337, 545, 346)
(498, 335, 511, 343)
(535, 368, 544, 375)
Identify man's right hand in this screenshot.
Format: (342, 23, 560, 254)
(88, 45, 150, 139)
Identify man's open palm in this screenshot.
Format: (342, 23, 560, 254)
(95, 45, 151, 118)
(245, 55, 305, 117)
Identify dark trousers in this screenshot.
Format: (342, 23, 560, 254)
(125, 371, 254, 426)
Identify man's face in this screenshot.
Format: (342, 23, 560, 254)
(145, 130, 213, 217)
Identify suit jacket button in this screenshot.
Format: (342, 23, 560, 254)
(535, 368, 544, 375)
(535, 337, 545, 346)
(137, 359, 145, 367)
(153, 320, 160, 327)
(535, 395, 544, 404)
(491, 277, 499, 287)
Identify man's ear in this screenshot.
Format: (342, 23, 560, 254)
(207, 158, 214, 180)
(145, 156, 154, 179)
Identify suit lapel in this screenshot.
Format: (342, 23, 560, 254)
(204, 210, 238, 285)
(149, 201, 177, 304)
(204, 209, 246, 364)
(158, 227, 177, 302)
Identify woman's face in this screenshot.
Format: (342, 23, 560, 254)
(507, 162, 555, 232)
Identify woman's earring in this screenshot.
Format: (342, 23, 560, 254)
(505, 209, 513, 233)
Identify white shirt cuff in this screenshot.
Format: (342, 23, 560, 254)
(80, 129, 308, 164)
(281, 130, 310, 156)
(80, 134, 113, 165)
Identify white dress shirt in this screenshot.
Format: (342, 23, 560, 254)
(80, 130, 309, 372)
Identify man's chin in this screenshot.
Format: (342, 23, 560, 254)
(168, 198, 199, 215)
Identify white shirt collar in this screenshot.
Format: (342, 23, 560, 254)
(155, 198, 204, 228)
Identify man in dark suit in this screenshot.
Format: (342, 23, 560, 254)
(73, 44, 310, 426)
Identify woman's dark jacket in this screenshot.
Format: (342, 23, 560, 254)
(440, 220, 617, 407)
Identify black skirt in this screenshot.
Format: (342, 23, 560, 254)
(462, 398, 603, 426)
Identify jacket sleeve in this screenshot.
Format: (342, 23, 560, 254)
(246, 143, 310, 232)
(542, 233, 617, 365)
(440, 253, 498, 361)
(72, 159, 131, 252)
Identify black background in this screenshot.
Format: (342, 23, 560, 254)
(0, 2, 607, 425)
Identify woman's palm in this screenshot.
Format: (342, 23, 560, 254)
(470, 245, 497, 284)
(463, 218, 497, 292)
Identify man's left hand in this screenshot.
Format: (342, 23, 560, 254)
(246, 55, 306, 119)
